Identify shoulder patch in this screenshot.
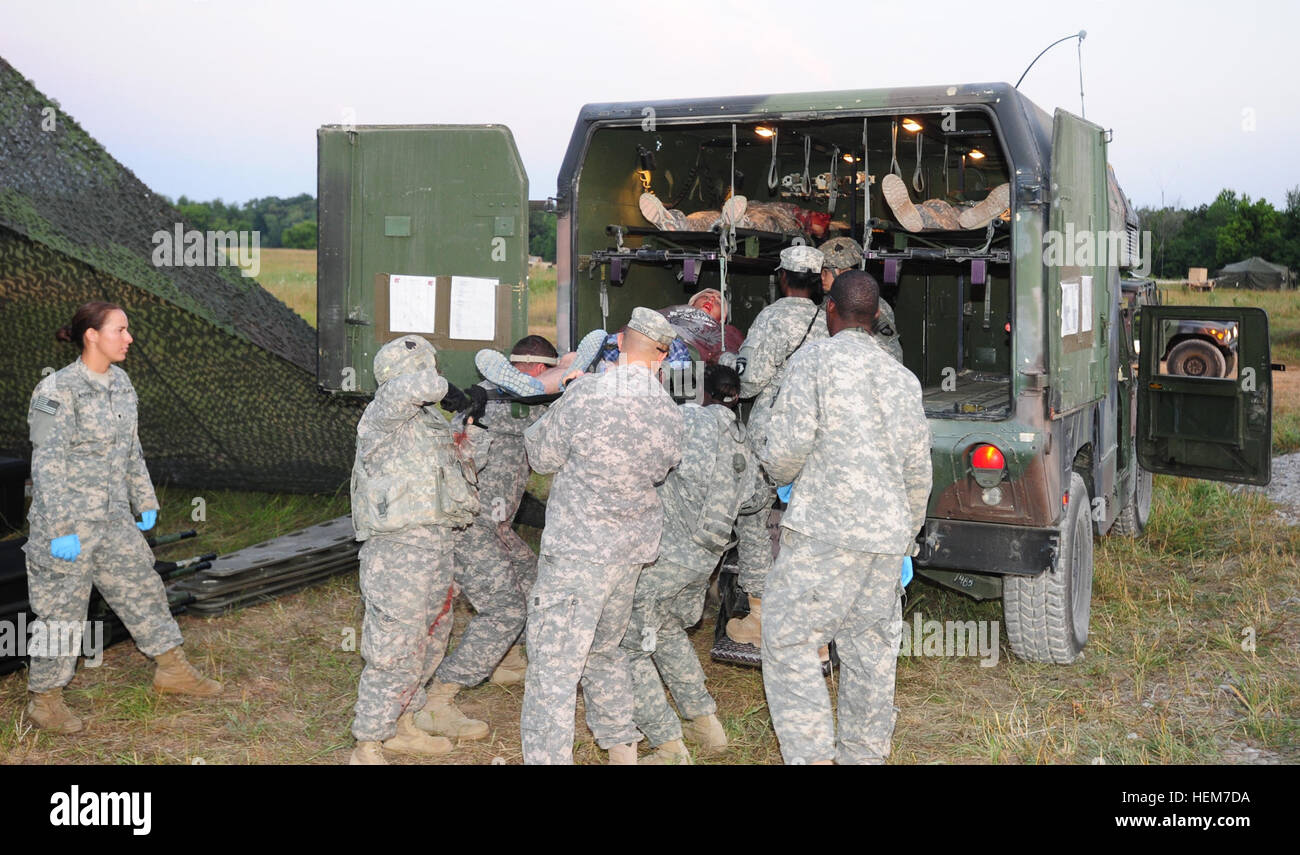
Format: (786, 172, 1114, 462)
(33, 396, 60, 416)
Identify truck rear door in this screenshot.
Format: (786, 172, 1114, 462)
(1137, 305, 1272, 485)
(317, 125, 530, 393)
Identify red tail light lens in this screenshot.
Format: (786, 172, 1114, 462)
(972, 444, 1005, 470)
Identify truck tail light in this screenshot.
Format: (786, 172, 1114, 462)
(972, 444, 1005, 471)
(970, 443, 1005, 492)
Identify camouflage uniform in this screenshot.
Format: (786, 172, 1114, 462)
(350, 337, 478, 743)
(758, 328, 931, 764)
(732, 296, 827, 598)
(521, 360, 683, 764)
(24, 359, 181, 692)
(818, 236, 904, 363)
(434, 385, 542, 687)
(621, 402, 764, 746)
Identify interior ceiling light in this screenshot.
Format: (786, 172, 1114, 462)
(755, 126, 776, 138)
(968, 148, 986, 160)
(901, 118, 922, 132)
(842, 153, 858, 163)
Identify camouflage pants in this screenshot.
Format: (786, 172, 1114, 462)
(619, 557, 717, 747)
(26, 513, 183, 693)
(351, 527, 457, 742)
(761, 528, 902, 765)
(520, 556, 643, 764)
(735, 499, 778, 599)
(434, 517, 535, 687)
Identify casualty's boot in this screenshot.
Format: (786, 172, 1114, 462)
(639, 193, 687, 231)
(475, 349, 545, 396)
(25, 688, 83, 734)
(682, 713, 727, 755)
(607, 742, 638, 765)
(349, 740, 387, 765)
(957, 182, 1011, 230)
(383, 712, 453, 755)
(882, 174, 925, 232)
(152, 646, 222, 696)
(490, 644, 528, 686)
(725, 596, 763, 647)
(414, 681, 489, 740)
(639, 739, 693, 765)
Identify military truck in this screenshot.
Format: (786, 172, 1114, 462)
(316, 82, 1273, 664)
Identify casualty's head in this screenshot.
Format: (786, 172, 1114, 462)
(688, 288, 727, 323)
(704, 363, 741, 409)
(373, 335, 438, 384)
(509, 335, 558, 378)
(777, 245, 824, 304)
(826, 269, 880, 337)
(818, 237, 863, 292)
(622, 306, 676, 368)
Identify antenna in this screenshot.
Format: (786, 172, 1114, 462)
(1015, 30, 1088, 116)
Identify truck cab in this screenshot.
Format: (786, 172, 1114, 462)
(316, 82, 1273, 664)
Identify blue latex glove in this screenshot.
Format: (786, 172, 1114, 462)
(776, 483, 793, 503)
(137, 509, 157, 532)
(601, 334, 621, 362)
(901, 555, 913, 587)
(50, 534, 81, 562)
(666, 337, 691, 368)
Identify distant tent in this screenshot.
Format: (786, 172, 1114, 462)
(1213, 257, 1294, 290)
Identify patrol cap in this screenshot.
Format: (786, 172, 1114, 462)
(777, 245, 824, 274)
(818, 236, 864, 270)
(626, 306, 677, 347)
(373, 335, 438, 384)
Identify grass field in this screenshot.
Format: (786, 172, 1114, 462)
(2, 263, 1296, 765)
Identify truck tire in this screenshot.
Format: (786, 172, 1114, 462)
(1003, 472, 1092, 664)
(1166, 339, 1226, 378)
(1111, 451, 1152, 536)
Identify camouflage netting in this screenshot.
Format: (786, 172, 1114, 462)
(0, 57, 362, 493)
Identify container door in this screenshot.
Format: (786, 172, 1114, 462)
(1137, 305, 1271, 485)
(317, 125, 529, 393)
(1047, 109, 1110, 417)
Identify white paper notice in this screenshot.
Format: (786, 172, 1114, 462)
(1060, 278, 1080, 337)
(449, 276, 498, 340)
(388, 275, 438, 334)
(1079, 274, 1093, 333)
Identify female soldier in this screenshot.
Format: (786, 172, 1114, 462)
(24, 301, 221, 734)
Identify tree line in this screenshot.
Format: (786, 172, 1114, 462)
(1138, 187, 1300, 279)
(166, 194, 559, 260)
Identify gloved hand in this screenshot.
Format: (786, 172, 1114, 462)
(776, 483, 793, 504)
(137, 509, 157, 532)
(901, 555, 913, 587)
(50, 533, 81, 562)
(666, 337, 690, 367)
(464, 385, 488, 425)
(440, 382, 471, 413)
(601, 334, 621, 363)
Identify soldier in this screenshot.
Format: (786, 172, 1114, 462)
(349, 335, 480, 765)
(720, 245, 828, 649)
(521, 307, 683, 765)
(620, 364, 765, 764)
(24, 302, 221, 734)
(416, 336, 558, 742)
(759, 270, 932, 764)
(817, 236, 903, 363)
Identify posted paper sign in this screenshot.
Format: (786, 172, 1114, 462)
(449, 276, 498, 340)
(1079, 274, 1093, 333)
(389, 275, 438, 334)
(1060, 278, 1079, 337)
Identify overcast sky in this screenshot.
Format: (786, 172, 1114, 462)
(3, 0, 1295, 211)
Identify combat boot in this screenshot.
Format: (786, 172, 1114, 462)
(640, 739, 693, 765)
(414, 681, 489, 740)
(682, 713, 727, 755)
(490, 644, 528, 686)
(349, 740, 387, 765)
(725, 596, 762, 647)
(152, 646, 222, 696)
(607, 742, 638, 765)
(383, 712, 453, 755)
(25, 688, 83, 734)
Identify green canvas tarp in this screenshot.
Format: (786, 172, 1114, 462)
(0, 56, 363, 493)
(1213, 256, 1294, 290)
